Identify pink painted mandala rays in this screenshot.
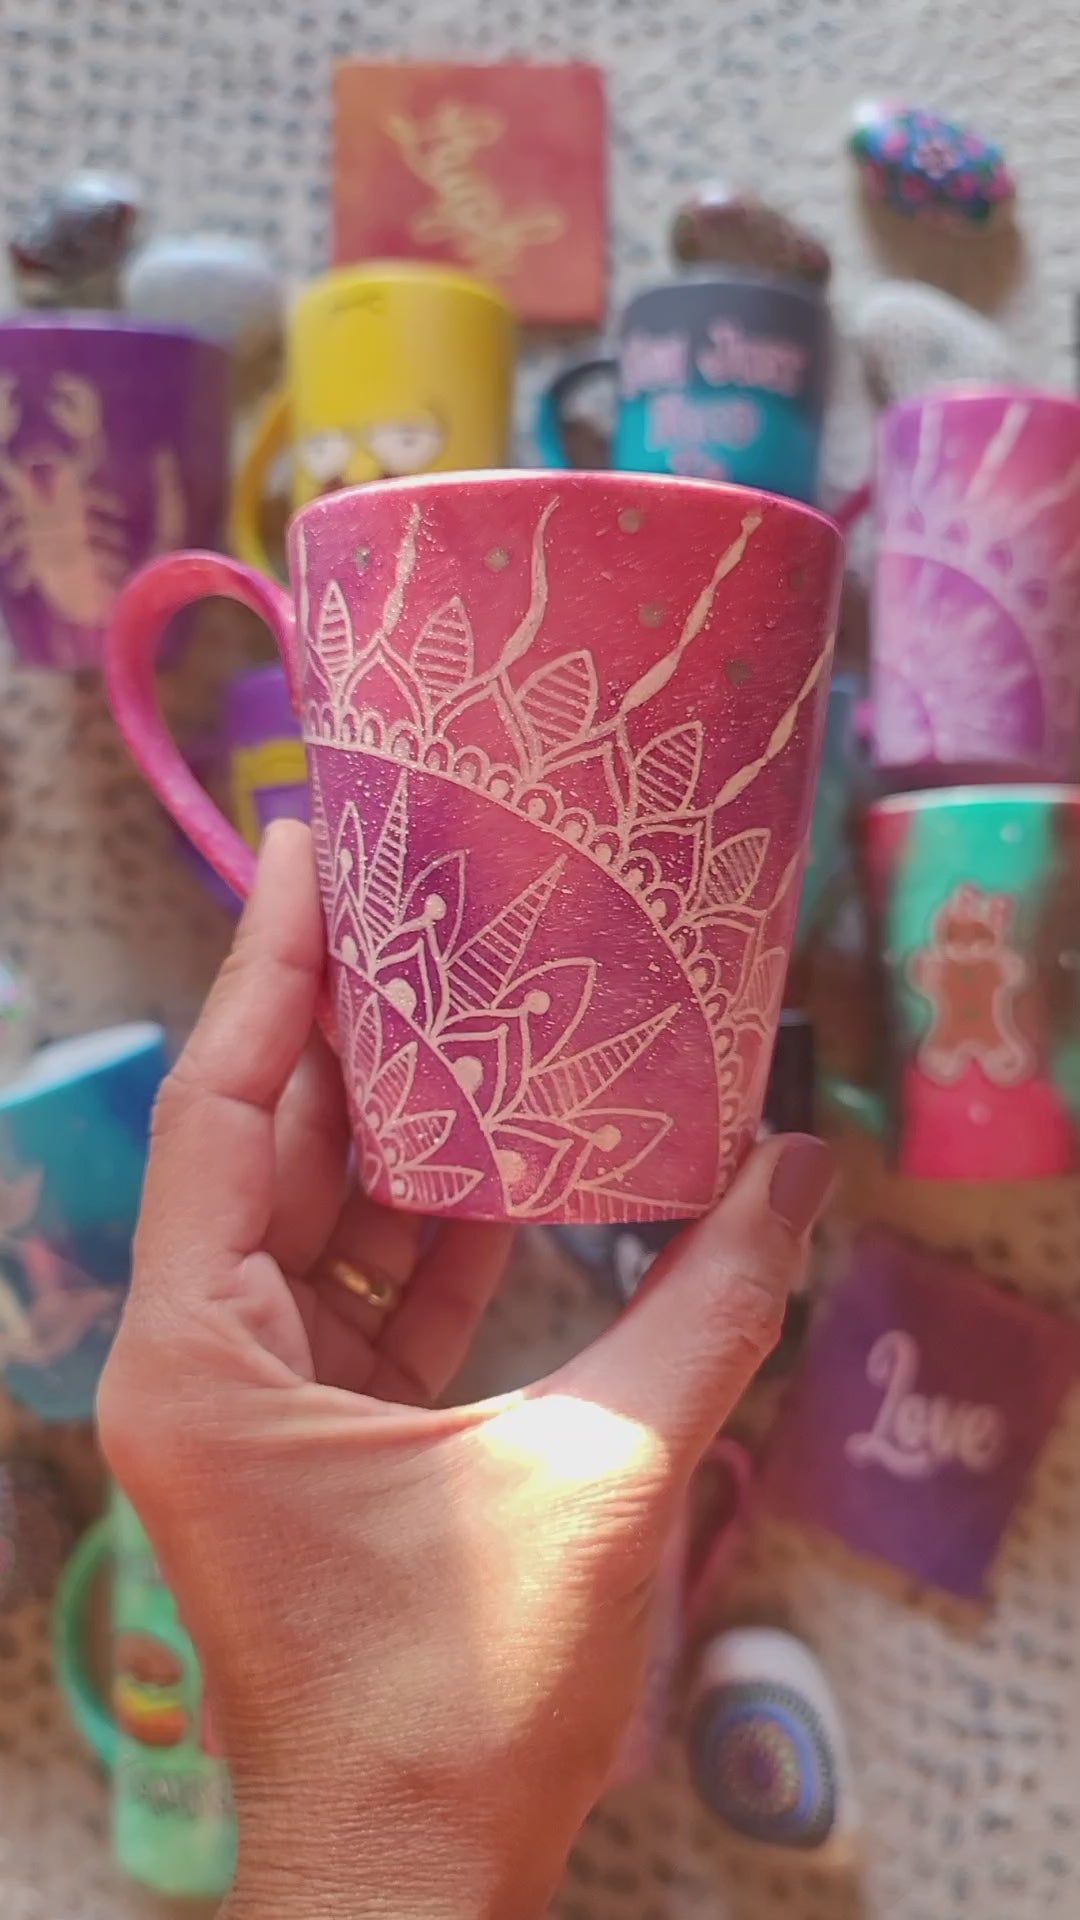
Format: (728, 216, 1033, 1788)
(294, 479, 836, 1220)
(321, 767, 689, 1219)
(873, 392, 1080, 778)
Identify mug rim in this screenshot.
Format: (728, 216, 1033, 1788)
(292, 260, 513, 317)
(288, 466, 845, 544)
(870, 783, 1080, 816)
(626, 265, 826, 305)
(0, 313, 230, 357)
(882, 383, 1080, 423)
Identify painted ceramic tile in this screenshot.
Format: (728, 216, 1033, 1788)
(759, 1230, 1080, 1599)
(332, 61, 607, 326)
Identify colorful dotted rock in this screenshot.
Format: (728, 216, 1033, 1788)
(853, 280, 1022, 405)
(687, 1628, 858, 1860)
(671, 184, 831, 287)
(123, 234, 285, 358)
(0, 1458, 77, 1611)
(850, 102, 1014, 226)
(10, 171, 143, 307)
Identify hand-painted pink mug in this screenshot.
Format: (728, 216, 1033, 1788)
(105, 471, 842, 1224)
(837, 386, 1080, 782)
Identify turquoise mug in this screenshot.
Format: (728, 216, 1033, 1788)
(0, 1024, 167, 1422)
(536, 270, 830, 501)
(53, 1486, 236, 1899)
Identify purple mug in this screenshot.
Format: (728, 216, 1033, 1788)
(838, 387, 1080, 782)
(0, 318, 229, 669)
(225, 664, 309, 847)
(177, 665, 309, 911)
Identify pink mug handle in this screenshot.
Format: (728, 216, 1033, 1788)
(105, 552, 301, 902)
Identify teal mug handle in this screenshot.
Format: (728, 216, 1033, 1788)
(52, 1518, 117, 1770)
(820, 1073, 886, 1135)
(535, 356, 616, 467)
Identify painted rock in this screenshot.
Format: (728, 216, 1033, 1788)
(850, 102, 1014, 226)
(687, 1627, 858, 1859)
(123, 234, 285, 357)
(853, 280, 1022, 405)
(671, 184, 831, 287)
(0, 1458, 77, 1611)
(10, 171, 143, 307)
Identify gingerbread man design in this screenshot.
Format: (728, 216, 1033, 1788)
(908, 883, 1033, 1086)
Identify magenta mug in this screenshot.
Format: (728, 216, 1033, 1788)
(0, 317, 229, 670)
(837, 386, 1080, 782)
(106, 471, 842, 1224)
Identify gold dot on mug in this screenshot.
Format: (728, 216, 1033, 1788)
(724, 657, 753, 685)
(638, 603, 665, 627)
(354, 546, 371, 570)
(618, 507, 644, 533)
(486, 546, 510, 571)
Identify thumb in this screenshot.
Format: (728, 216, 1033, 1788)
(549, 1134, 834, 1473)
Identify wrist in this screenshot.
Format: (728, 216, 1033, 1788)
(221, 1794, 568, 1920)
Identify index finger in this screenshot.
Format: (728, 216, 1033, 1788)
(132, 820, 325, 1311)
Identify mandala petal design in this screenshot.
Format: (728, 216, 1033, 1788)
(703, 828, 770, 909)
(739, 947, 788, 1026)
(446, 859, 565, 1015)
(402, 850, 467, 956)
(522, 1004, 679, 1121)
(317, 579, 354, 681)
(493, 958, 594, 1069)
(368, 1040, 418, 1125)
(308, 759, 335, 900)
(491, 1121, 586, 1216)
(387, 1107, 456, 1167)
(351, 993, 384, 1084)
(517, 650, 599, 753)
(390, 1163, 483, 1209)
(411, 596, 475, 700)
(440, 1022, 510, 1120)
(634, 721, 704, 817)
(575, 1108, 674, 1188)
(362, 771, 409, 948)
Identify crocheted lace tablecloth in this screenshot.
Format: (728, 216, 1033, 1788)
(2, 1, 1080, 1915)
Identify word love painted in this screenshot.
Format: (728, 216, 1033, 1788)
(386, 102, 566, 287)
(621, 322, 810, 399)
(845, 1328, 1004, 1479)
(759, 1230, 1079, 1599)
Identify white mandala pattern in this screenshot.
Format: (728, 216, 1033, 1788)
(875, 398, 1080, 774)
(302, 496, 832, 1217)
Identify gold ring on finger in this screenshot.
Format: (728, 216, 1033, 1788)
(328, 1259, 400, 1313)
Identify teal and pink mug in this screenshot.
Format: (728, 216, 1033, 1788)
(825, 786, 1080, 1178)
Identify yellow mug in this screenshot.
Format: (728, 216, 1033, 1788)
(231, 263, 515, 574)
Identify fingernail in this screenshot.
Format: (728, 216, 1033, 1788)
(768, 1135, 835, 1237)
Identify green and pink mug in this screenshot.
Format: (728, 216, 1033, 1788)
(825, 786, 1080, 1179)
(53, 1487, 235, 1900)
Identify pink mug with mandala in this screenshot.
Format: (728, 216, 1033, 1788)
(0, 318, 229, 670)
(105, 471, 842, 1224)
(837, 387, 1080, 782)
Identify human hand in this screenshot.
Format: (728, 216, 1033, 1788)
(98, 821, 834, 1920)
